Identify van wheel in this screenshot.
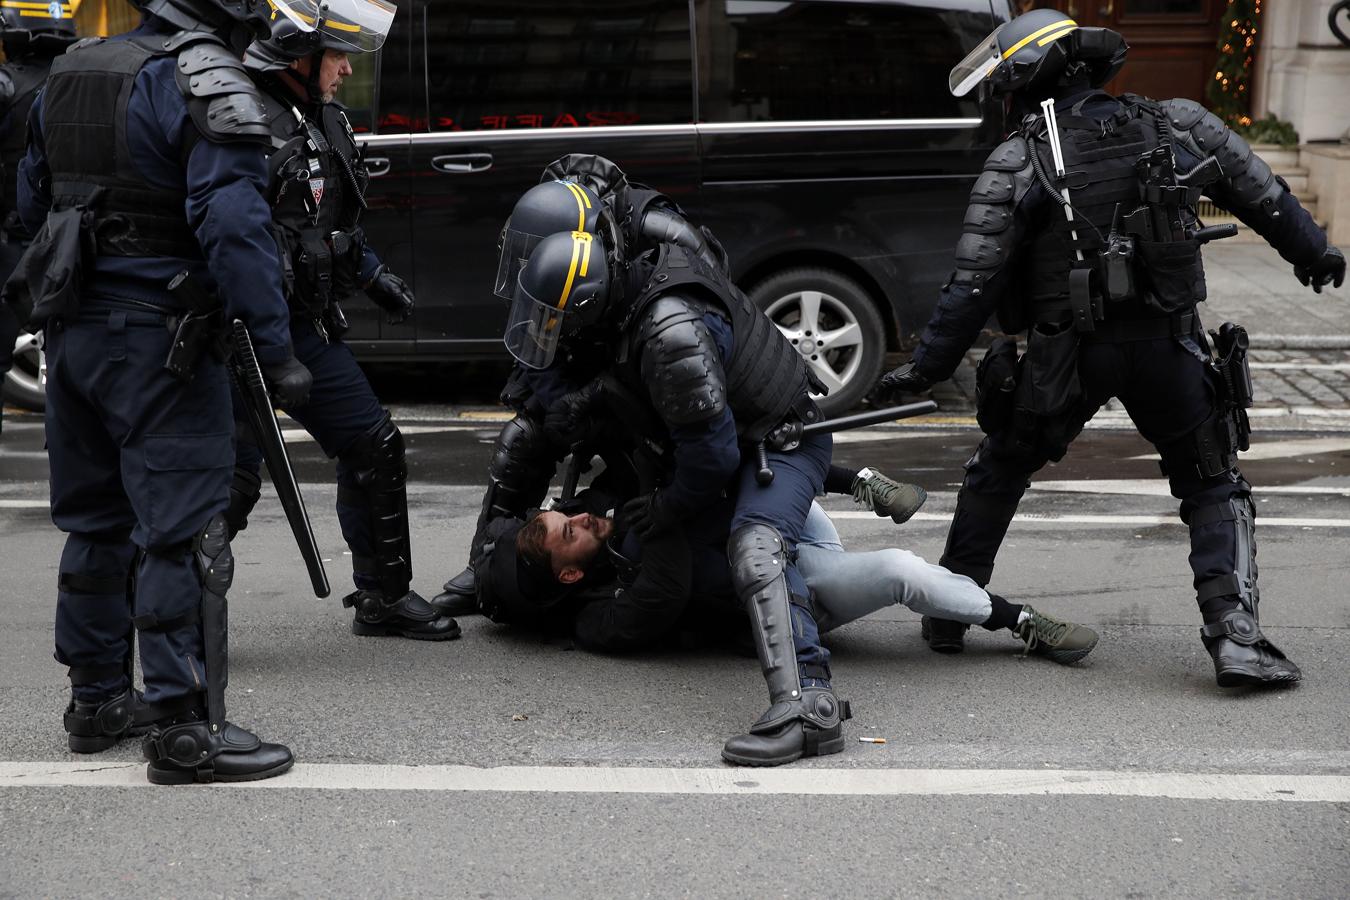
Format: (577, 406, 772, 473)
(749, 267, 885, 417)
(3, 330, 45, 411)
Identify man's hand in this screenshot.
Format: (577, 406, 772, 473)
(366, 265, 415, 324)
(870, 361, 933, 404)
(261, 355, 313, 408)
(1295, 246, 1346, 294)
(622, 491, 677, 541)
(543, 379, 603, 449)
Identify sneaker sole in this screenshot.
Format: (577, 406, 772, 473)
(351, 621, 463, 641)
(146, 757, 295, 785)
(1038, 636, 1100, 665)
(721, 732, 846, 768)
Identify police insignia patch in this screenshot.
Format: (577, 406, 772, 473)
(309, 177, 326, 206)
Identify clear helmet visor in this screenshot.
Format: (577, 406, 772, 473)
(503, 278, 572, 370)
(267, 0, 396, 53)
(494, 224, 546, 301)
(949, 30, 1002, 97)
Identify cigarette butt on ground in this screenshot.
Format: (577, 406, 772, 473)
(858, 736, 887, 744)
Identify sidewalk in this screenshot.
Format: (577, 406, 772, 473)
(923, 242, 1350, 430)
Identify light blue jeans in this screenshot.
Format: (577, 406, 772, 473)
(796, 502, 993, 633)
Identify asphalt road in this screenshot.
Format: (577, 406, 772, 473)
(1, 414, 1348, 898)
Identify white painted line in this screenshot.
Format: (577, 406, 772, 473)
(1250, 362, 1350, 371)
(0, 499, 47, 509)
(1032, 479, 1350, 497)
(0, 762, 1345, 802)
(1129, 436, 1350, 462)
(828, 511, 1350, 528)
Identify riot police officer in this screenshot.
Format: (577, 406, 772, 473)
(13, 0, 312, 782)
(226, 2, 457, 640)
(508, 218, 847, 767)
(873, 10, 1345, 687)
(0, 1, 78, 434)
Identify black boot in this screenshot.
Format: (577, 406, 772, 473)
(1202, 610, 1301, 687)
(921, 616, 970, 653)
(430, 566, 479, 617)
(344, 589, 462, 640)
(63, 689, 151, 753)
(721, 524, 851, 767)
(142, 710, 293, 785)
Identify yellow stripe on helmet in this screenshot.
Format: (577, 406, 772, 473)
(557, 232, 593, 311)
(561, 181, 592, 233)
(1037, 26, 1078, 47)
(1002, 18, 1077, 60)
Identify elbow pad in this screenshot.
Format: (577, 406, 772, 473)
(952, 136, 1035, 286)
(637, 295, 728, 427)
(1162, 98, 1283, 230)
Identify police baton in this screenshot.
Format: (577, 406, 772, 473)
(755, 400, 939, 485)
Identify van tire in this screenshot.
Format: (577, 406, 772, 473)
(748, 267, 886, 417)
(3, 330, 45, 411)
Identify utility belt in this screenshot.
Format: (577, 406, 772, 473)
(160, 270, 230, 382)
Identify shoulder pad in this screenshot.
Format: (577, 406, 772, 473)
(1159, 98, 1207, 132)
(163, 30, 223, 53)
(984, 136, 1029, 173)
(175, 40, 270, 146)
(636, 295, 727, 427)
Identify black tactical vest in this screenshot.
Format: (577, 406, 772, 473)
(1020, 94, 1160, 313)
(0, 58, 53, 230)
(259, 80, 368, 315)
(622, 244, 810, 443)
(42, 35, 200, 259)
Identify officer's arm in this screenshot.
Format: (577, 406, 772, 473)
(572, 528, 692, 653)
(358, 240, 382, 285)
(638, 299, 741, 517)
(1162, 99, 1326, 268)
(911, 136, 1042, 382)
(171, 42, 293, 366)
(16, 93, 51, 232)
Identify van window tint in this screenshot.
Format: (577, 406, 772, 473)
(697, 0, 995, 122)
(424, 3, 694, 132)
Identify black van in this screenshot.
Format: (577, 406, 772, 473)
(1, 0, 1014, 415)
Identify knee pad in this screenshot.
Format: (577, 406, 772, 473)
(728, 524, 788, 596)
(340, 414, 412, 595)
(223, 465, 262, 539)
(193, 513, 234, 599)
(345, 414, 406, 489)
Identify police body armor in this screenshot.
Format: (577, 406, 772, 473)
(0, 57, 53, 238)
(259, 82, 368, 321)
(618, 243, 811, 444)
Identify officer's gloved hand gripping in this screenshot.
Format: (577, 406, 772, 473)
(365, 264, 415, 324)
(262, 355, 313, 408)
(871, 360, 933, 404)
(1296, 245, 1346, 294)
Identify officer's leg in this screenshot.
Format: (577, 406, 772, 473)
(1125, 337, 1299, 687)
(45, 321, 145, 752)
(108, 323, 290, 783)
(722, 433, 851, 767)
(222, 378, 263, 540)
(286, 333, 458, 640)
(432, 412, 559, 615)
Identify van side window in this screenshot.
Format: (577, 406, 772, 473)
(423, 4, 695, 131)
(697, 0, 993, 122)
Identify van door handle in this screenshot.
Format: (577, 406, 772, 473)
(364, 157, 392, 178)
(431, 153, 494, 174)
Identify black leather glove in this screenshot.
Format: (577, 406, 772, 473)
(1295, 246, 1345, 294)
(622, 491, 677, 542)
(870, 361, 933, 404)
(543, 379, 602, 450)
(261, 355, 313, 408)
(365, 265, 415, 324)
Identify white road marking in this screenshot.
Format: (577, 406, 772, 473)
(1250, 362, 1350, 371)
(828, 511, 1350, 528)
(0, 499, 47, 509)
(1032, 479, 1350, 497)
(0, 762, 1345, 802)
(1129, 436, 1350, 461)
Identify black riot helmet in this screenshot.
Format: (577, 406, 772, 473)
(244, 0, 395, 73)
(496, 178, 628, 301)
(504, 230, 614, 370)
(949, 10, 1127, 102)
(131, 0, 274, 51)
(0, 2, 78, 58)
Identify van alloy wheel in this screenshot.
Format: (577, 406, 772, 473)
(3, 331, 46, 411)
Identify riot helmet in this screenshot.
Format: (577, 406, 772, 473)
(949, 9, 1127, 101)
(495, 180, 607, 300)
(0, 1, 78, 57)
(244, 0, 396, 71)
(504, 230, 614, 370)
(131, 0, 274, 51)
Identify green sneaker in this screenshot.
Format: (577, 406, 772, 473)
(851, 467, 928, 524)
(1012, 605, 1099, 665)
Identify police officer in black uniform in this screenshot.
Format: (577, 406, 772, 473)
(227, 2, 457, 641)
(507, 215, 848, 767)
(873, 10, 1345, 687)
(0, 1, 77, 435)
(13, 0, 310, 782)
